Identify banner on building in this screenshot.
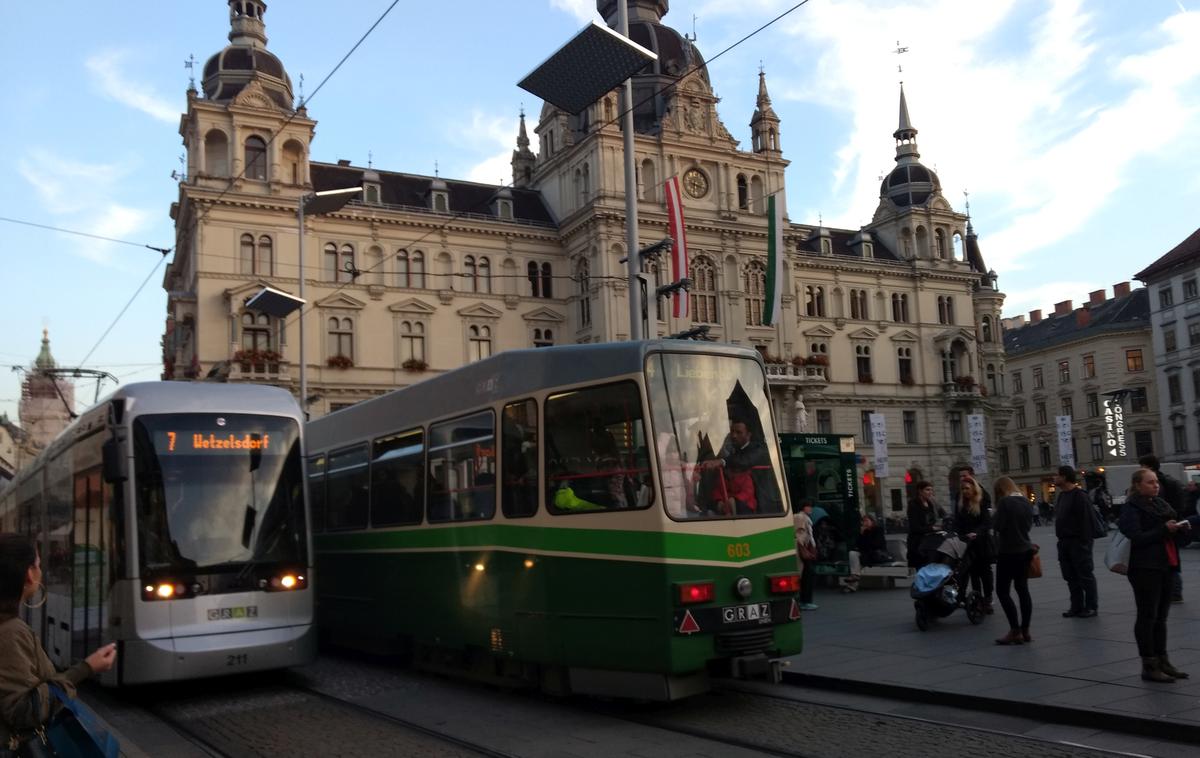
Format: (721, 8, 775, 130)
(967, 414, 988, 475)
(869, 412, 889, 479)
(1056, 415, 1075, 469)
(763, 194, 784, 326)
(1103, 398, 1128, 458)
(663, 176, 689, 319)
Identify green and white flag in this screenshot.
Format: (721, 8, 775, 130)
(763, 194, 784, 326)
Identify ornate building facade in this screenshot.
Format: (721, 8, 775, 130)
(163, 0, 1009, 509)
(17, 331, 75, 451)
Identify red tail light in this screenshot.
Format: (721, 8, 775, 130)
(677, 581, 715, 605)
(769, 574, 801, 594)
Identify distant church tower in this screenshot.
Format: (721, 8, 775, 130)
(18, 330, 75, 448)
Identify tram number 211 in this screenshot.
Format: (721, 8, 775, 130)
(227, 654, 248, 667)
(726, 542, 752, 559)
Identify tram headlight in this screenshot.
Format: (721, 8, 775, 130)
(142, 581, 189, 601)
(267, 572, 307, 591)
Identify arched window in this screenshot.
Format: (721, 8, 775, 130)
(464, 255, 477, 292)
(805, 286, 826, 318)
(339, 244, 355, 283)
(737, 174, 748, 210)
(241, 312, 272, 352)
(981, 315, 993, 343)
(856, 345, 873, 382)
(400, 321, 425, 362)
(750, 175, 764, 213)
(900, 228, 914, 258)
(952, 233, 963, 260)
(744, 260, 767, 326)
(947, 297, 955, 325)
(256, 235, 273, 275)
(935, 229, 947, 259)
(204, 130, 229, 177)
(434, 193, 448, 212)
(327, 317, 354, 360)
(240, 234, 255, 274)
(323, 243, 339, 281)
(898, 347, 914, 384)
(528, 261, 540, 297)
(578, 259, 591, 326)
(410, 250, 425, 288)
(850, 289, 868, 319)
(533, 328, 554, 348)
(469, 325, 492, 361)
(364, 245, 383, 285)
(891, 293, 910, 323)
(541, 262, 553, 298)
(478, 257, 491, 294)
(580, 164, 590, 202)
(820, 237, 832, 256)
(987, 363, 998, 395)
(281, 139, 304, 185)
(244, 135, 267, 180)
(396, 249, 409, 287)
(641, 159, 658, 202)
(690, 256, 718, 324)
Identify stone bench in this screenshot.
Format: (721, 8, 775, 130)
(859, 563, 912, 589)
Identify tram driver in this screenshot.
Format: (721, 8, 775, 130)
(699, 417, 782, 516)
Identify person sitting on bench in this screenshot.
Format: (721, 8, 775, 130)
(841, 514, 895, 592)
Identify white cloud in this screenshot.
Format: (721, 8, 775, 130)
(85, 50, 178, 124)
(550, 0, 599, 23)
(457, 111, 521, 185)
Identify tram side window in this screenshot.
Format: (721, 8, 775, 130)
(502, 400, 538, 518)
(307, 455, 326, 534)
(371, 429, 425, 526)
(545, 381, 653, 514)
(326, 445, 369, 531)
(427, 410, 496, 523)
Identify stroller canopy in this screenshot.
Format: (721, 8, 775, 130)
(919, 531, 969, 561)
(913, 563, 952, 593)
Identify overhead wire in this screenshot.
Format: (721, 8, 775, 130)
(0, 216, 171, 254)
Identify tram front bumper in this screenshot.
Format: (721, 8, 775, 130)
(118, 624, 316, 685)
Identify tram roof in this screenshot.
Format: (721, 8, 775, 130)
(307, 340, 761, 451)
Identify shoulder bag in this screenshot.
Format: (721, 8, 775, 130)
(1027, 544, 1043, 579)
(1105, 532, 1130, 575)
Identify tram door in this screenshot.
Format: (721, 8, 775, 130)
(71, 468, 107, 663)
(779, 434, 860, 578)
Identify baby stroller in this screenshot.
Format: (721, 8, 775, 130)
(910, 531, 986, 631)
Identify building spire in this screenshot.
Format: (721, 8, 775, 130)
(512, 108, 537, 188)
(750, 68, 781, 155)
(35, 329, 56, 371)
(893, 83, 920, 163)
(516, 108, 531, 151)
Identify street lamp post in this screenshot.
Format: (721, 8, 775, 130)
(297, 187, 362, 416)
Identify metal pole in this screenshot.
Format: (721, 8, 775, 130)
(618, 1, 642, 341)
(297, 198, 307, 418)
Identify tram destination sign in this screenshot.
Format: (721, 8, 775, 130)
(1103, 398, 1127, 458)
(158, 431, 271, 454)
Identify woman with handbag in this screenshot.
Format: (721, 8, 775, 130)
(1118, 470, 1196, 683)
(1, 533, 116, 755)
(794, 502, 818, 610)
(991, 477, 1036, 645)
(955, 475, 995, 615)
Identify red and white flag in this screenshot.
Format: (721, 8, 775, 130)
(664, 176, 689, 319)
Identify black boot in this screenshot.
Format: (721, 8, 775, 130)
(1142, 657, 1175, 683)
(1159, 655, 1190, 679)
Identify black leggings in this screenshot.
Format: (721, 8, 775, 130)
(1128, 568, 1172, 657)
(800, 557, 815, 603)
(995, 551, 1033, 630)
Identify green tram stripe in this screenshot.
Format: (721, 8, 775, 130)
(316, 523, 796, 566)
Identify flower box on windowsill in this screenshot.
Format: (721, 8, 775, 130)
(327, 355, 354, 369)
(401, 358, 428, 372)
(807, 354, 829, 366)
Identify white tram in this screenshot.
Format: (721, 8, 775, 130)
(0, 382, 314, 685)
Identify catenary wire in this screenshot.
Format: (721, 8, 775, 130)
(77, 253, 170, 369)
(0, 216, 172, 253)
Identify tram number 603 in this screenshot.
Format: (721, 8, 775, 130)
(226, 654, 248, 667)
(726, 542, 751, 559)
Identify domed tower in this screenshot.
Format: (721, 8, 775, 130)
(18, 330, 74, 449)
(750, 70, 781, 156)
(181, 0, 314, 193)
(511, 109, 536, 188)
(881, 85, 941, 209)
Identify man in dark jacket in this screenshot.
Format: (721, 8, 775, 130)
(1055, 465, 1099, 617)
(1140, 455, 1185, 602)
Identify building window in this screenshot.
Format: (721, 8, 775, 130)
(1035, 402, 1047, 426)
(987, 363, 998, 395)
(744, 261, 766, 327)
(1082, 354, 1095, 379)
(1193, 369, 1200, 400)
(998, 447, 1009, 472)
(533, 328, 554, 348)
(325, 243, 355, 283)
(1012, 372, 1023, 394)
(478, 257, 492, 294)
(1061, 397, 1073, 417)
(903, 410, 917, 443)
(1058, 359, 1070, 384)
(1126, 349, 1144, 372)
(1168, 373, 1183, 405)
(897, 347, 914, 384)
(891, 293, 910, 323)
(1160, 286, 1174, 307)
(1134, 430, 1153, 457)
(1190, 321, 1200, 347)
(850, 289, 868, 319)
(737, 174, 748, 210)
(577, 259, 591, 327)
(1032, 367, 1044, 389)
(981, 315, 992, 342)
(1015, 406, 1027, 429)
(817, 410, 832, 434)
(464, 255, 477, 292)
(468, 325, 492, 361)
(805, 286, 827, 317)
(1186, 279, 1199, 300)
(856, 345, 873, 382)
(1086, 393, 1099, 418)
(540, 263, 552, 298)
(400, 320, 425, 362)
(1130, 387, 1149, 413)
(1164, 325, 1178, 352)
(691, 257, 719, 324)
(244, 135, 267, 180)
(238, 233, 274, 275)
(1018, 444, 1030, 471)
(1039, 444, 1052, 468)
(860, 411, 873, 445)
(327, 317, 353, 361)
(1174, 424, 1187, 453)
(396, 249, 426, 288)
(937, 295, 955, 325)
(948, 411, 963, 444)
(241, 312, 272, 352)
(1090, 435, 1103, 462)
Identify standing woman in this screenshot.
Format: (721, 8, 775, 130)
(992, 477, 1035, 645)
(955, 475, 995, 614)
(906, 481, 942, 569)
(1119, 470, 1195, 682)
(794, 502, 818, 611)
(0, 533, 116, 749)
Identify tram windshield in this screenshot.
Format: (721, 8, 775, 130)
(646, 353, 785, 520)
(133, 413, 306, 573)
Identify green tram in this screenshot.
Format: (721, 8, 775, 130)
(306, 340, 802, 700)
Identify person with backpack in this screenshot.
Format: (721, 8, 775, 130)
(1141, 455, 1185, 602)
(1055, 466, 1099, 618)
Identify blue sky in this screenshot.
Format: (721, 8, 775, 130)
(2, 0, 1198, 423)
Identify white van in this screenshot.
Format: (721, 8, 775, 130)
(1104, 462, 1185, 505)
